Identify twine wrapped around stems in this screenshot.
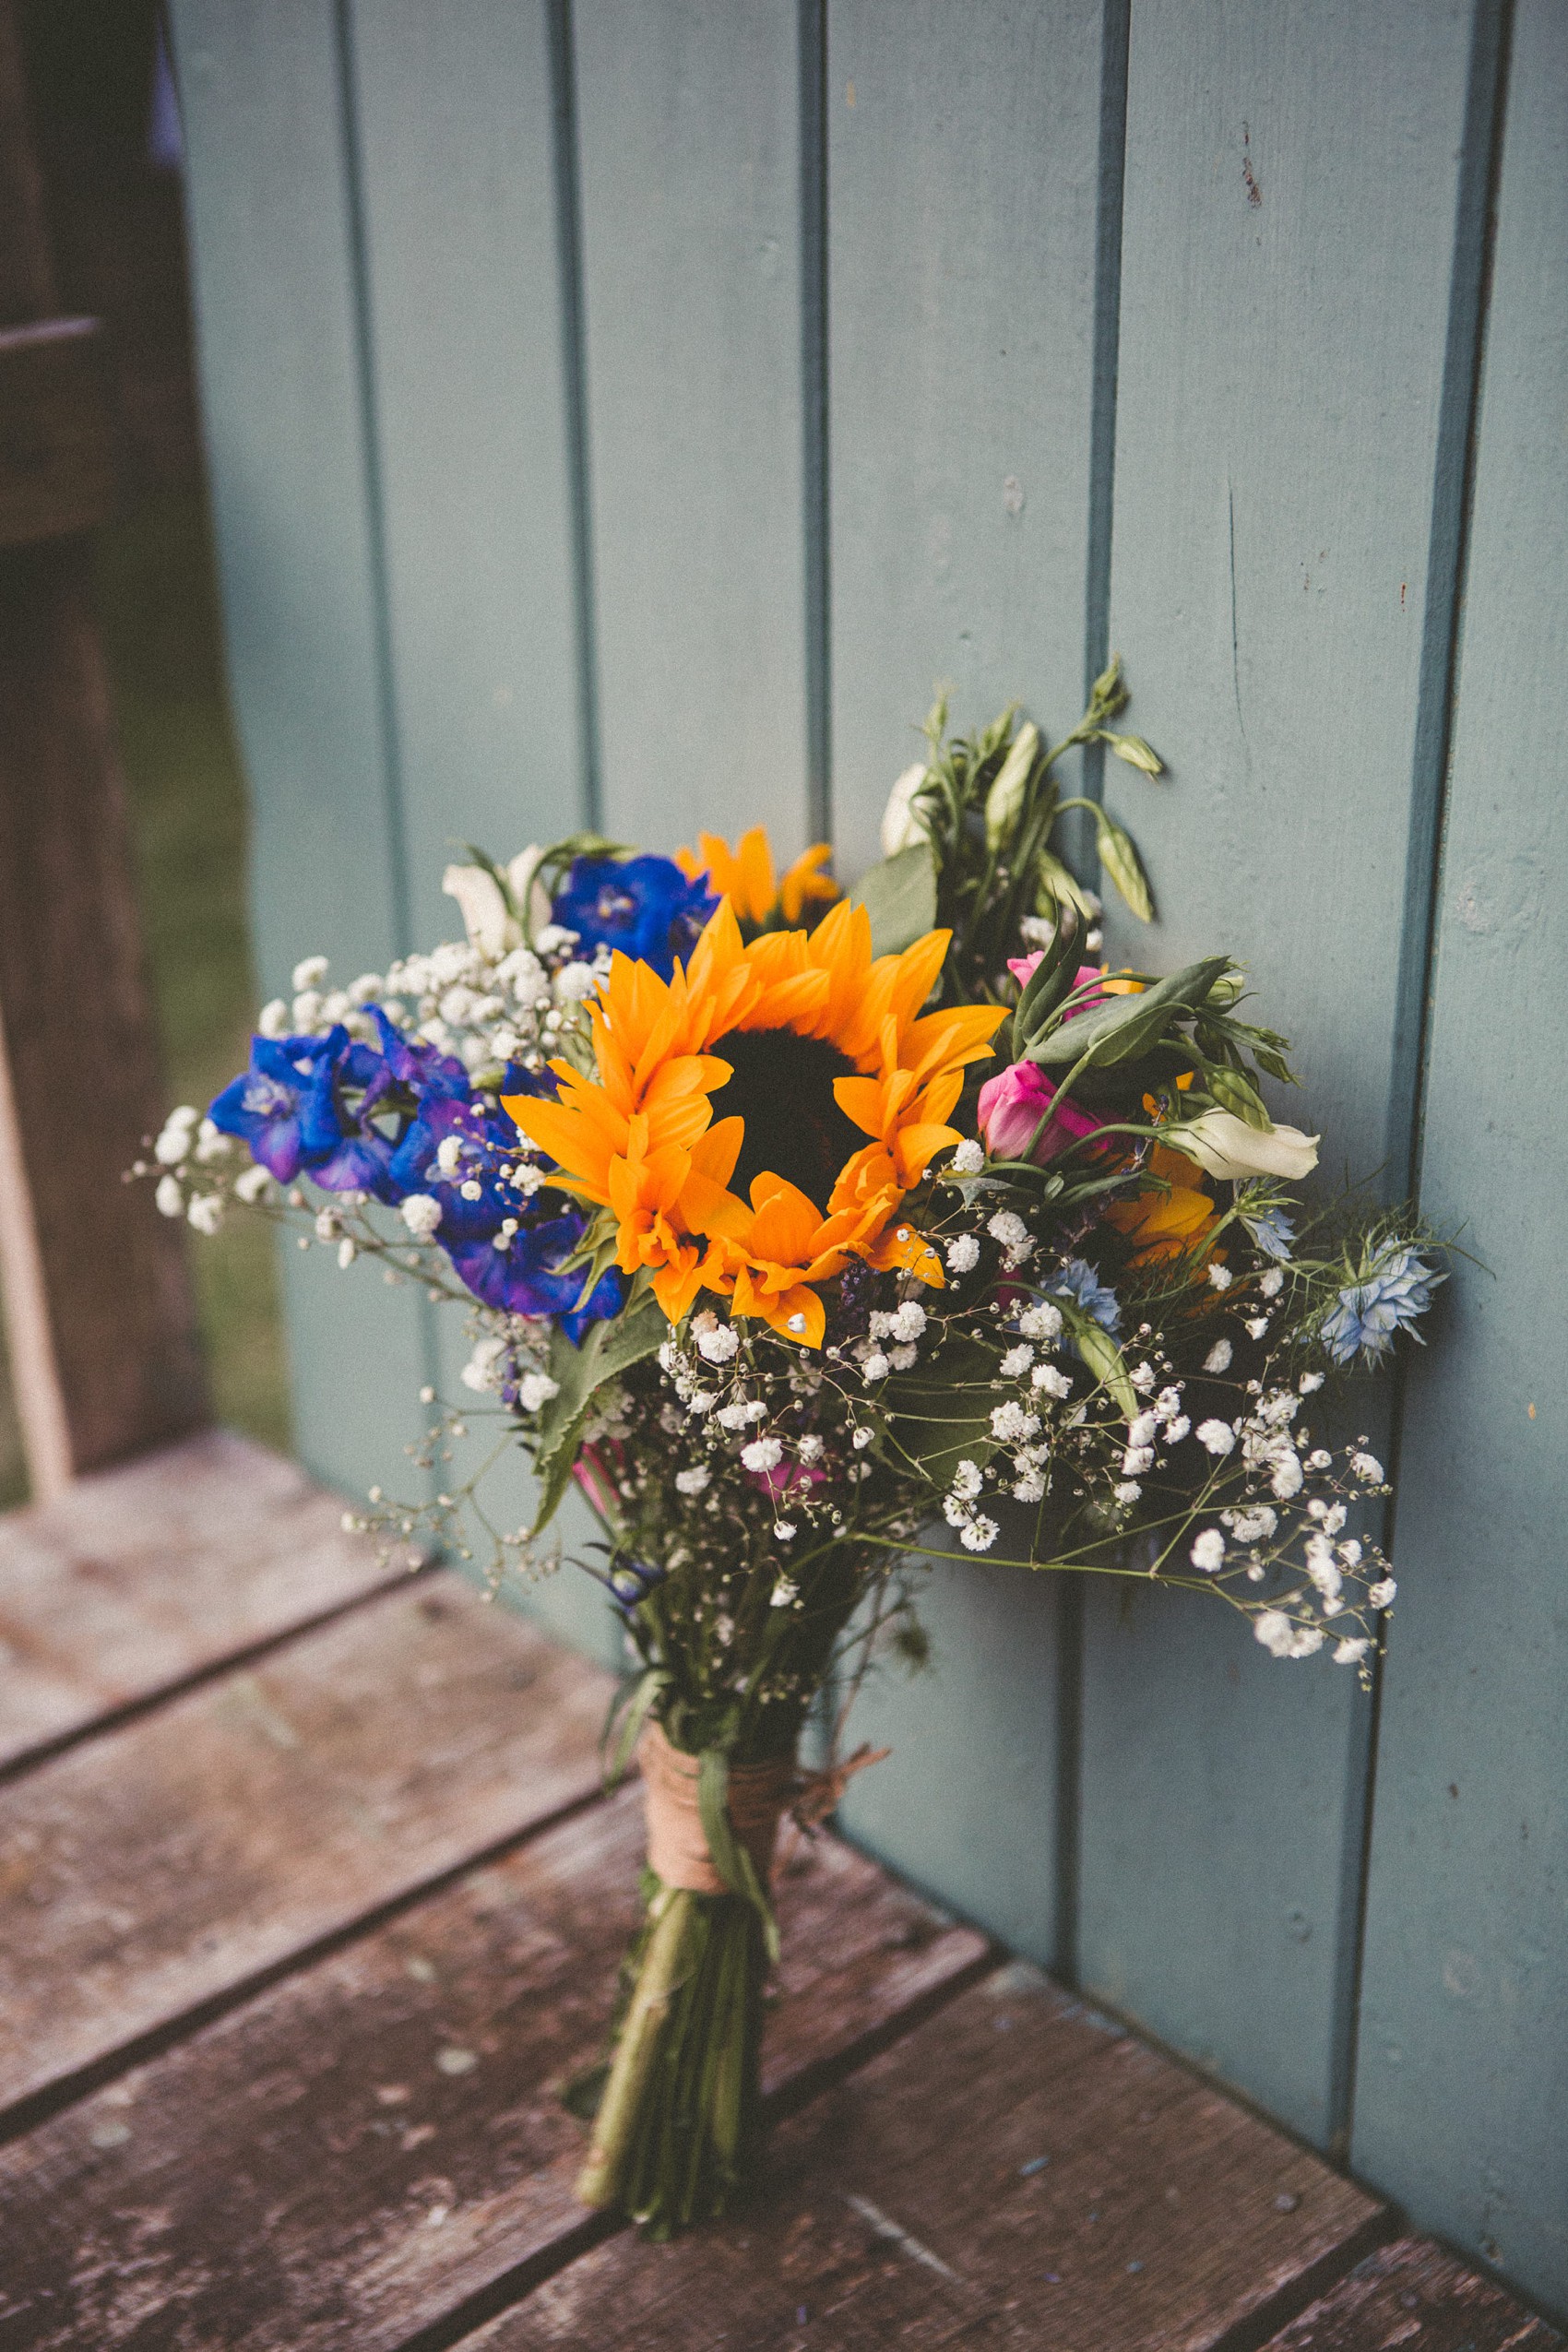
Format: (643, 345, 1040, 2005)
(637, 1720, 891, 1894)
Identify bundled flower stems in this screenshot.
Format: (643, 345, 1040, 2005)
(147, 661, 1442, 2233)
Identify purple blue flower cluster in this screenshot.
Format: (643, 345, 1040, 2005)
(552, 854, 717, 979)
(208, 1008, 623, 1340)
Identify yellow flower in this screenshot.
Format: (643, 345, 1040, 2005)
(504, 898, 1004, 1343)
(675, 827, 840, 931)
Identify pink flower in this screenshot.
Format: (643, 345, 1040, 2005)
(977, 1059, 1104, 1164)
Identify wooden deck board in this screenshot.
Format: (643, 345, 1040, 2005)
(0, 1790, 987, 2350)
(1258, 2236, 1565, 2351)
(0, 1445, 1540, 2351)
(0, 1431, 396, 1774)
(0, 1572, 611, 2126)
(468, 1964, 1389, 2352)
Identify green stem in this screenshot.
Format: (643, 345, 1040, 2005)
(576, 1885, 694, 2211)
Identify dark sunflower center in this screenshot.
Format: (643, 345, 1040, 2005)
(709, 1028, 865, 1211)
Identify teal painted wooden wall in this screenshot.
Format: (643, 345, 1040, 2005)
(167, 0, 1566, 2313)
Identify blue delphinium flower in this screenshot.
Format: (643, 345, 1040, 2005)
(388, 1090, 624, 1337)
(552, 854, 718, 978)
(209, 1029, 352, 1182)
(1320, 1244, 1442, 1366)
(445, 1212, 625, 1338)
(1051, 1258, 1122, 1334)
(1241, 1206, 1297, 1262)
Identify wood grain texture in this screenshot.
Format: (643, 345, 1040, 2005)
(0, 317, 114, 546)
(1259, 2237, 1564, 2351)
(824, 0, 1113, 1976)
(1351, 0, 1568, 2315)
(166, 0, 434, 1501)
(826, 0, 1111, 873)
(0, 1574, 611, 2123)
(0, 1431, 395, 1774)
(574, 0, 813, 858)
(1080, 0, 1481, 2149)
(470, 1963, 1387, 2350)
(0, 1791, 986, 2350)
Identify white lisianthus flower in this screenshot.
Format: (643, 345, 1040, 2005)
(443, 861, 522, 958)
(880, 761, 932, 857)
(1171, 1110, 1320, 1183)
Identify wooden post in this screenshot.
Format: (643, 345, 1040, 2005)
(0, 0, 206, 1497)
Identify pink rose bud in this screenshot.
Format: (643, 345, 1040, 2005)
(977, 1060, 1104, 1164)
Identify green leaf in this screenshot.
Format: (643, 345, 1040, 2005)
(849, 839, 938, 956)
(1010, 923, 1078, 1058)
(883, 1332, 1000, 1487)
(529, 1289, 670, 1535)
(1057, 1301, 1137, 1419)
(1027, 956, 1232, 1073)
(1093, 807, 1155, 922)
(697, 1751, 779, 1961)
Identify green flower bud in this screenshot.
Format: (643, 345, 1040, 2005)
(983, 721, 1039, 850)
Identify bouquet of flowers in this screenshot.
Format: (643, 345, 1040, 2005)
(146, 661, 1441, 2235)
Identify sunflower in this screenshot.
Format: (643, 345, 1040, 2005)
(504, 898, 1004, 1344)
(675, 827, 839, 932)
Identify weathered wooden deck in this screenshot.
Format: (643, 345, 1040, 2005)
(0, 1438, 1558, 2351)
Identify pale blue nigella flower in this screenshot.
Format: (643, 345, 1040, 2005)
(1320, 1245, 1442, 1366)
(1242, 1207, 1297, 1262)
(1051, 1258, 1122, 1334)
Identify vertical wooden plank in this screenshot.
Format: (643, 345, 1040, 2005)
(1082, 0, 1485, 2146)
(573, 0, 813, 858)
(167, 0, 434, 1496)
(1353, 1, 1568, 2314)
(346, 0, 588, 943)
(0, 1, 207, 1492)
(826, 0, 1116, 1964)
(341, 0, 615, 1660)
(827, 0, 1114, 874)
